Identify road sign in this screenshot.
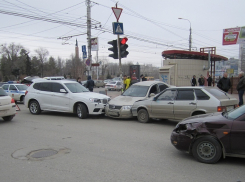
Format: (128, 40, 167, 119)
(112, 7, 123, 21)
(92, 63, 100, 66)
(83, 52, 87, 59)
(86, 59, 90, 66)
(113, 22, 124, 35)
(82, 45, 86, 52)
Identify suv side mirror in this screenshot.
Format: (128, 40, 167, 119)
(60, 89, 67, 93)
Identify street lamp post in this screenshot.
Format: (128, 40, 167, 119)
(178, 18, 192, 51)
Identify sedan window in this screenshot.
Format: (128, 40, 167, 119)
(158, 83, 168, 91)
(16, 85, 28, 90)
(195, 89, 210, 100)
(9, 85, 17, 90)
(176, 90, 194, 100)
(2, 85, 9, 90)
(123, 85, 149, 97)
(157, 90, 176, 100)
(0, 88, 8, 96)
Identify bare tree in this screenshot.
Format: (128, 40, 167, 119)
(35, 47, 49, 77)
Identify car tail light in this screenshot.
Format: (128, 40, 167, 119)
(25, 90, 28, 95)
(11, 98, 15, 103)
(217, 106, 226, 112)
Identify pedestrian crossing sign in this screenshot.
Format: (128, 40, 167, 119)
(113, 22, 124, 35)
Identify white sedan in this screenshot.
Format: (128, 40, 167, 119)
(105, 81, 123, 91)
(0, 87, 16, 121)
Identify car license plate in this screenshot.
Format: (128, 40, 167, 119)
(108, 111, 119, 116)
(226, 106, 234, 111)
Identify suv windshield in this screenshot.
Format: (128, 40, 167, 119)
(64, 83, 89, 93)
(16, 85, 28, 90)
(123, 85, 149, 97)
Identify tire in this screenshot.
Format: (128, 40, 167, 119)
(20, 95, 25, 103)
(29, 100, 41, 115)
(192, 137, 222, 164)
(2, 115, 14, 121)
(76, 103, 87, 119)
(137, 109, 150, 123)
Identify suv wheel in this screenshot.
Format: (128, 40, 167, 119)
(29, 100, 41, 115)
(192, 137, 222, 164)
(137, 109, 149, 123)
(77, 103, 87, 119)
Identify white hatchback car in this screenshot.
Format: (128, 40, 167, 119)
(24, 79, 110, 119)
(0, 87, 16, 121)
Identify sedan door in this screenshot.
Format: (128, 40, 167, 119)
(174, 89, 197, 120)
(230, 118, 245, 154)
(151, 89, 176, 119)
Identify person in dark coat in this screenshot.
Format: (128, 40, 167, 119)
(198, 75, 205, 86)
(77, 77, 82, 84)
(140, 74, 147, 81)
(207, 75, 213, 86)
(86, 75, 94, 92)
(191, 75, 197, 86)
(236, 71, 245, 106)
(217, 72, 232, 92)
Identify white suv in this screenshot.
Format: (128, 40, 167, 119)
(24, 79, 110, 119)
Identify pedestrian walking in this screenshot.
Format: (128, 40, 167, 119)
(191, 75, 197, 86)
(86, 75, 95, 92)
(77, 77, 82, 84)
(217, 72, 232, 92)
(125, 76, 131, 90)
(236, 71, 245, 106)
(140, 74, 147, 81)
(198, 75, 205, 86)
(207, 75, 213, 86)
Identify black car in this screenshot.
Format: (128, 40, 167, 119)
(171, 105, 245, 164)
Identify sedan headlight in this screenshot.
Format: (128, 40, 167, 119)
(89, 98, 101, 103)
(122, 105, 132, 110)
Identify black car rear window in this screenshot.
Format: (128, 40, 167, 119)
(195, 89, 210, 100)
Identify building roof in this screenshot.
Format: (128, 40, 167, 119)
(162, 50, 228, 61)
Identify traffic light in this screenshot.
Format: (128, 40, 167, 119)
(120, 37, 129, 58)
(108, 40, 118, 59)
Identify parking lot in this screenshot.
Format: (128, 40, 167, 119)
(0, 87, 244, 182)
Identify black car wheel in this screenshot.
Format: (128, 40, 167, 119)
(137, 109, 149, 123)
(29, 100, 41, 115)
(2, 115, 14, 121)
(77, 103, 87, 119)
(192, 137, 222, 164)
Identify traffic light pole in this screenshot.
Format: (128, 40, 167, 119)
(117, 34, 122, 81)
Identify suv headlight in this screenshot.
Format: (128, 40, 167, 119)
(122, 105, 132, 110)
(89, 98, 101, 103)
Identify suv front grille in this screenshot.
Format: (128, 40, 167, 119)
(109, 105, 122, 110)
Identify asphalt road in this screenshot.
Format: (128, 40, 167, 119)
(0, 93, 245, 182)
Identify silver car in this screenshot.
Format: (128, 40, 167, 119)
(105, 81, 171, 118)
(132, 87, 238, 123)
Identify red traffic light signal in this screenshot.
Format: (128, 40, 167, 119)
(120, 37, 128, 45)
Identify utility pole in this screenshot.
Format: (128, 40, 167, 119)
(86, 0, 92, 76)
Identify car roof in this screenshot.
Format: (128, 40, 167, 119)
(32, 78, 76, 83)
(133, 81, 171, 87)
(3, 83, 26, 85)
